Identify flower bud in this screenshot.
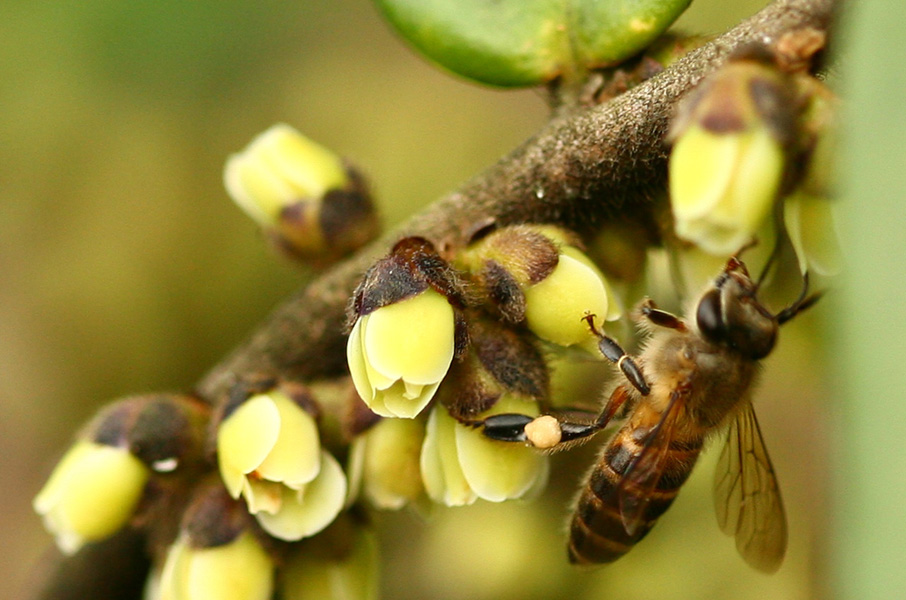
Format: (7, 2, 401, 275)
(348, 417, 426, 510)
(34, 441, 149, 555)
(420, 395, 548, 506)
(669, 51, 798, 256)
(784, 192, 841, 276)
(224, 123, 378, 262)
(33, 394, 207, 554)
(347, 237, 467, 419)
(457, 225, 620, 348)
(784, 82, 841, 276)
(279, 516, 379, 600)
(216, 384, 346, 540)
(154, 484, 274, 600)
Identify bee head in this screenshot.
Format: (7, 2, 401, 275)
(696, 255, 820, 359)
(696, 258, 778, 359)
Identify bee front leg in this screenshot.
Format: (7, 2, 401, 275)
(638, 298, 687, 331)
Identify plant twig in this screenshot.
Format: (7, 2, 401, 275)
(196, 0, 836, 403)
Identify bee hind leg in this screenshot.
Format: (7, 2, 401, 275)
(471, 386, 633, 451)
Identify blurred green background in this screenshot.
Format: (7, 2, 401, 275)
(2, 0, 842, 598)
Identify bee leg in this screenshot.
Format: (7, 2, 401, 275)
(639, 298, 687, 331)
(474, 386, 632, 451)
(476, 412, 598, 450)
(583, 315, 650, 396)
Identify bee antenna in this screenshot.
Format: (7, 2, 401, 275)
(775, 272, 822, 324)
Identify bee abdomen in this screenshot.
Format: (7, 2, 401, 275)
(567, 428, 703, 565)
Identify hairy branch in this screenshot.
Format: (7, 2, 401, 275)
(197, 0, 835, 402)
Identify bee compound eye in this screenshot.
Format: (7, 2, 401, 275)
(696, 288, 726, 343)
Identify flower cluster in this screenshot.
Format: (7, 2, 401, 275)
(34, 380, 378, 599)
(344, 225, 624, 510)
(668, 47, 841, 278)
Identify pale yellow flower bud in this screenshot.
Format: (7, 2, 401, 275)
(33, 441, 149, 555)
(348, 417, 426, 509)
(524, 245, 620, 347)
(224, 123, 377, 261)
(420, 397, 548, 506)
(280, 526, 379, 600)
(156, 531, 273, 600)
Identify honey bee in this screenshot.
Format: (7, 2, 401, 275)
(475, 254, 819, 572)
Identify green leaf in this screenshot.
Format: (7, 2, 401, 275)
(374, 0, 692, 87)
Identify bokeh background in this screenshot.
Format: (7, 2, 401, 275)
(2, 1, 841, 598)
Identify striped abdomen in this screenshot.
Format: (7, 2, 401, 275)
(568, 415, 704, 564)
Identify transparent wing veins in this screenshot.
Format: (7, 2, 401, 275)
(713, 402, 787, 573)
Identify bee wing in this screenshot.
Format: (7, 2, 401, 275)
(713, 402, 787, 573)
(617, 389, 685, 536)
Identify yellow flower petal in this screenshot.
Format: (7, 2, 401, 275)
(223, 123, 347, 227)
(185, 532, 273, 600)
(670, 127, 736, 221)
(420, 406, 476, 506)
(370, 380, 439, 419)
(524, 254, 609, 346)
(671, 126, 783, 256)
(242, 478, 284, 515)
(254, 392, 320, 488)
(347, 318, 375, 403)
(785, 192, 842, 276)
(363, 289, 455, 386)
(561, 246, 622, 321)
(216, 395, 281, 498)
(33, 442, 96, 515)
(159, 534, 192, 600)
(254, 451, 347, 541)
(454, 396, 545, 502)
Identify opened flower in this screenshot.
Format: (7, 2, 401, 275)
(347, 288, 455, 418)
(216, 389, 346, 540)
(33, 440, 150, 554)
(347, 237, 465, 419)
